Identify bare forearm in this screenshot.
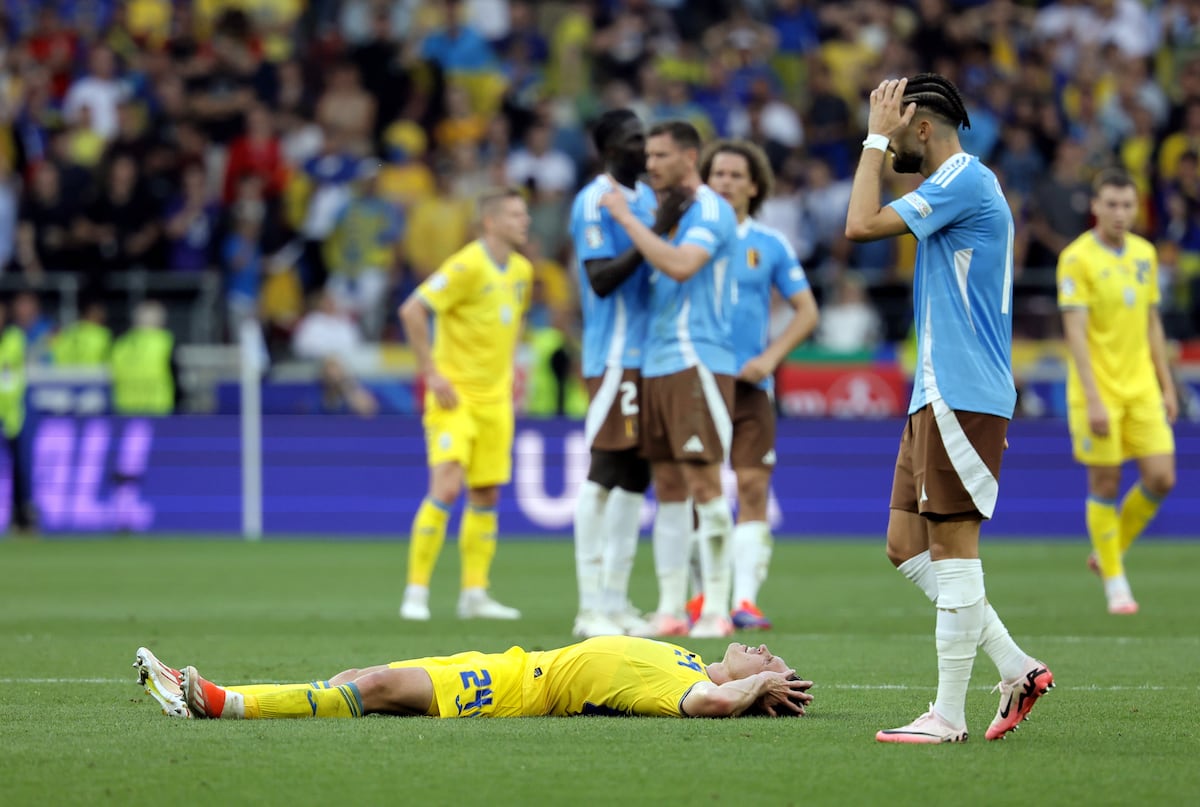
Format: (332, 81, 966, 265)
(762, 293, 819, 368)
(587, 249, 643, 297)
(612, 212, 690, 279)
(711, 673, 774, 717)
(400, 300, 434, 375)
(1148, 312, 1176, 396)
(845, 148, 887, 242)
(1062, 313, 1103, 401)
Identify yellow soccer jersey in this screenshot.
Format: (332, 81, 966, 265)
(532, 636, 712, 717)
(417, 240, 532, 404)
(1057, 231, 1161, 406)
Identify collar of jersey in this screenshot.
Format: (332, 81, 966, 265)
(736, 217, 753, 239)
(1089, 230, 1126, 257)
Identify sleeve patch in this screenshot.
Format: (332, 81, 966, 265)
(585, 225, 604, 249)
(903, 192, 933, 219)
(1060, 277, 1076, 297)
(427, 274, 449, 292)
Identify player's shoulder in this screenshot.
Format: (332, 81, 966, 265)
(572, 175, 613, 221)
(440, 241, 484, 274)
(747, 221, 794, 254)
(693, 184, 735, 224)
(922, 152, 979, 191)
(1059, 232, 1097, 265)
(509, 252, 534, 277)
(1125, 232, 1157, 260)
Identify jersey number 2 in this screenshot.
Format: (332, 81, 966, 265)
(619, 381, 639, 416)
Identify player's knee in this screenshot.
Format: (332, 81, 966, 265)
(1088, 470, 1121, 501)
(1143, 469, 1175, 499)
(468, 486, 499, 509)
(328, 668, 361, 686)
(736, 479, 768, 519)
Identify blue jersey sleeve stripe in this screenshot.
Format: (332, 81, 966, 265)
(928, 153, 967, 185)
(583, 182, 606, 222)
(934, 158, 971, 188)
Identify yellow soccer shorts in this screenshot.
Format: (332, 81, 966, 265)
(423, 395, 515, 488)
(1068, 397, 1175, 465)
(389, 646, 530, 718)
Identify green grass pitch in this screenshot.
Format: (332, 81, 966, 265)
(1, 537, 1197, 806)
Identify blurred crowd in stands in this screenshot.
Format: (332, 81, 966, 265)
(3, 0, 1200, 371)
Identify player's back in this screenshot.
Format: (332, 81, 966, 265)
(427, 240, 532, 403)
(1057, 231, 1160, 404)
(530, 636, 710, 717)
(901, 154, 1016, 418)
(643, 185, 738, 378)
(570, 176, 656, 377)
(729, 221, 810, 389)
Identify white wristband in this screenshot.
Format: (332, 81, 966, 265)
(862, 133, 890, 153)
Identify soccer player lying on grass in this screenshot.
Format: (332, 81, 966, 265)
(134, 636, 813, 720)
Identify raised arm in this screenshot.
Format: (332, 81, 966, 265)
(680, 671, 812, 718)
(600, 188, 709, 281)
(845, 79, 915, 242)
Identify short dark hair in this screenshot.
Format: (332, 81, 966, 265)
(698, 139, 775, 217)
(591, 109, 640, 154)
(1092, 167, 1136, 196)
(477, 186, 525, 218)
(901, 73, 972, 130)
(647, 120, 702, 152)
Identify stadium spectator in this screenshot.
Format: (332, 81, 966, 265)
(222, 102, 287, 204)
(292, 289, 364, 364)
(135, 638, 813, 720)
(51, 297, 111, 367)
(77, 153, 161, 275)
(0, 154, 15, 272)
(111, 300, 178, 416)
(0, 298, 33, 534)
(1027, 140, 1093, 271)
(165, 162, 221, 273)
(62, 44, 125, 142)
(815, 272, 883, 355)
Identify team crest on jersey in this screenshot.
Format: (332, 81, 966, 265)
(746, 248, 760, 269)
(585, 225, 604, 249)
(1136, 260, 1150, 285)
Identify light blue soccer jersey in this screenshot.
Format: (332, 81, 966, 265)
(888, 153, 1017, 418)
(571, 176, 656, 378)
(643, 185, 738, 378)
(730, 220, 810, 391)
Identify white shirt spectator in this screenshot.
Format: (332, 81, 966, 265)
(63, 76, 125, 141)
(817, 300, 882, 354)
(758, 194, 815, 264)
(293, 308, 363, 362)
(727, 100, 804, 148)
(505, 146, 575, 195)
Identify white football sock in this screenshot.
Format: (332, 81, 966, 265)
(601, 488, 644, 614)
(695, 496, 734, 618)
(932, 558, 986, 729)
(897, 549, 939, 603)
(653, 500, 692, 618)
(979, 604, 1029, 681)
(573, 480, 610, 614)
(897, 549, 1028, 681)
(732, 521, 771, 606)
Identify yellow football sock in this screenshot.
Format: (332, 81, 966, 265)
(460, 505, 498, 590)
(1119, 484, 1162, 554)
(1086, 496, 1122, 579)
(408, 498, 452, 586)
(228, 680, 331, 696)
(244, 683, 364, 719)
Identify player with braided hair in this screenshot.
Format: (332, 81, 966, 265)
(845, 75, 1054, 744)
